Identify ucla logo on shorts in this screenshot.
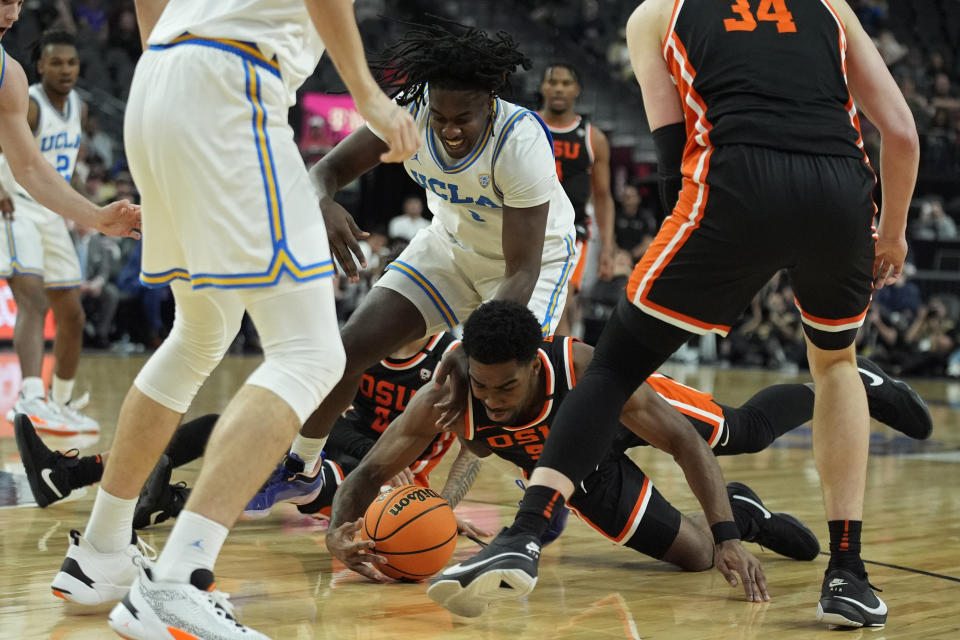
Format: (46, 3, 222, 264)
(478, 173, 491, 188)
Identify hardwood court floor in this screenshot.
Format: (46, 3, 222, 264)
(1, 353, 959, 639)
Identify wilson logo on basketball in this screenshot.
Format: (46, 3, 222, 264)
(386, 488, 442, 516)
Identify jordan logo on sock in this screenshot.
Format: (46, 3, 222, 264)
(191, 539, 205, 552)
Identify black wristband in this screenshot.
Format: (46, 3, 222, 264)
(711, 521, 740, 544)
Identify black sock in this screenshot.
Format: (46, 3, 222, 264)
(729, 498, 759, 542)
(71, 454, 105, 489)
(828, 519, 866, 577)
(165, 414, 218, 467)
(506, 485, 566, 540)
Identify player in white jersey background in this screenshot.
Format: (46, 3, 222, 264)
(0, 30, 99, 436)
(47, 1, 417, 639)
(248, 22, 578, 516)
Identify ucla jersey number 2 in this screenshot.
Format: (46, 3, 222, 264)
(56, 154, 70, 180)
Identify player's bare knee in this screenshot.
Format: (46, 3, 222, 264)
(660, 519, 714, 572)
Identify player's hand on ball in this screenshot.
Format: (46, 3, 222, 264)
(714, 540, 770, 603)
(433, 348, 469, 431)
(96, 200, 142, 239)
(455, 516, 493, 539)
(326, 518, 393, 583)
(320, 196, 368, 283)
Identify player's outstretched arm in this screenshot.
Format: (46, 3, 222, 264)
(326, 383, 446, 581)
(310, 127, 389, 282)
(498, 202, 548, 304)
(303, 0, 418, 162)
(0, 59, 140, 238)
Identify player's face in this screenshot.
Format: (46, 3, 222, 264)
(468, 356, 541, 425)
(38, 44, 80, 95)
(428, 88, 494, 160)
(540, 67, 580, 116)
(0, 1, 23, 39)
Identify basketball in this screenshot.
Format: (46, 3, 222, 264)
(361, 484, 458, 581)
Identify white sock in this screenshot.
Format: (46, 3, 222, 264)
(154, 510, 229, 584)
(21, 376, 45, 401)
(51, 375, 75, 405)
(290, 434, 326, 473)
(84, 488, 137, 553)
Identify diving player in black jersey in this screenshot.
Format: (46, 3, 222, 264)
(325, 302, 930, 609)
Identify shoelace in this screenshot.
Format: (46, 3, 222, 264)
(206, 589, 242, 625)
(134, 537, 159, 562)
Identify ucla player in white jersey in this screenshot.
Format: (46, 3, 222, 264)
(46, 1, 417, 638)
(0, 30, 100, 435)
(246, 23, 577, 516)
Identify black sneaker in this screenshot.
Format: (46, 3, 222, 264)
(817, 567, 887, 627)
(857, 356, 932, 440)
(133, 455, 190, 529)
(14, 413, 78, 507)
(727, 482, 820, 561)
(426, 527, 541, 617)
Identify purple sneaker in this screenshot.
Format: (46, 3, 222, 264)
(243, 452, 324, 519)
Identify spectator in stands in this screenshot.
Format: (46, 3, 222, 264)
(931, 71, 960, 112)
(115, 239, 170, 349)
(107, 7, 141, 64)
(72, 221, 121, 349)
(900, 294, 959, 376)
(614, 183, 658, 261)
(582, 248, 632, 345)
(873, 261, 922, 317)
(387, 195, 429, 242)
(83, 113, 114, 170)
(920, 109, 958, 178)
(912, 196, 958, 240)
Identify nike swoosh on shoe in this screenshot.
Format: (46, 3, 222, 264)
(41, 468, 64, 499)
(439, 552, 535, 577)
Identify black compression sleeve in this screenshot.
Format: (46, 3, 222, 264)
(651, 122, 685, 218)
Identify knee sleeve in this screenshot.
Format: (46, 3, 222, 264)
(243, 279, 345, 423)
(135, 283, 244, 413)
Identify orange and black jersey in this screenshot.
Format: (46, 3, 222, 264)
(666, 0, 864, 161)
(347, 332, 459, 437)
(462, 336, 731, 473)
(546, 115, 594, 233)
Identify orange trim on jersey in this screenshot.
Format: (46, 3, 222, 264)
(564, 336, 577, 389)
(409, 432, 455, 478)
(500, 349, 555, 431)
(569, 476, 652, 545)
(662, 0, 685, 58)
(585, 122, 596, 165)
(570, 237, 589, 291)
(542, 114, 583, 134)
(794, 296, 869, 331)
(646, 373, 726, 446)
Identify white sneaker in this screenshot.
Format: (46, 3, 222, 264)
(52, 392, 101, 434)
(109, 565, 271, 639)
(6, 394, 99, 435)
(51, 529, 156, 606)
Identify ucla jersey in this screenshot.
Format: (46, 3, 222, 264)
(149, 0, 325, 105)
(393, 92, 575, 260)
(5, 85, 82, 200)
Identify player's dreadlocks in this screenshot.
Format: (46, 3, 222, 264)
(369, 22, 532, 107)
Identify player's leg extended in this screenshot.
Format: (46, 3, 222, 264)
(298, 287, 425, 443)
(9, 273, 48, 386)
(50, 282, 244, 606)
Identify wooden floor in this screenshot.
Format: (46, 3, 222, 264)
(1, 353, 959, 639)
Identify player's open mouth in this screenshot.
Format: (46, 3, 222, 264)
(485, 407, 509, 422)
(442, 138, 465, 152)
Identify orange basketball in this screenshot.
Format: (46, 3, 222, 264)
(361, 484, 458, 581)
